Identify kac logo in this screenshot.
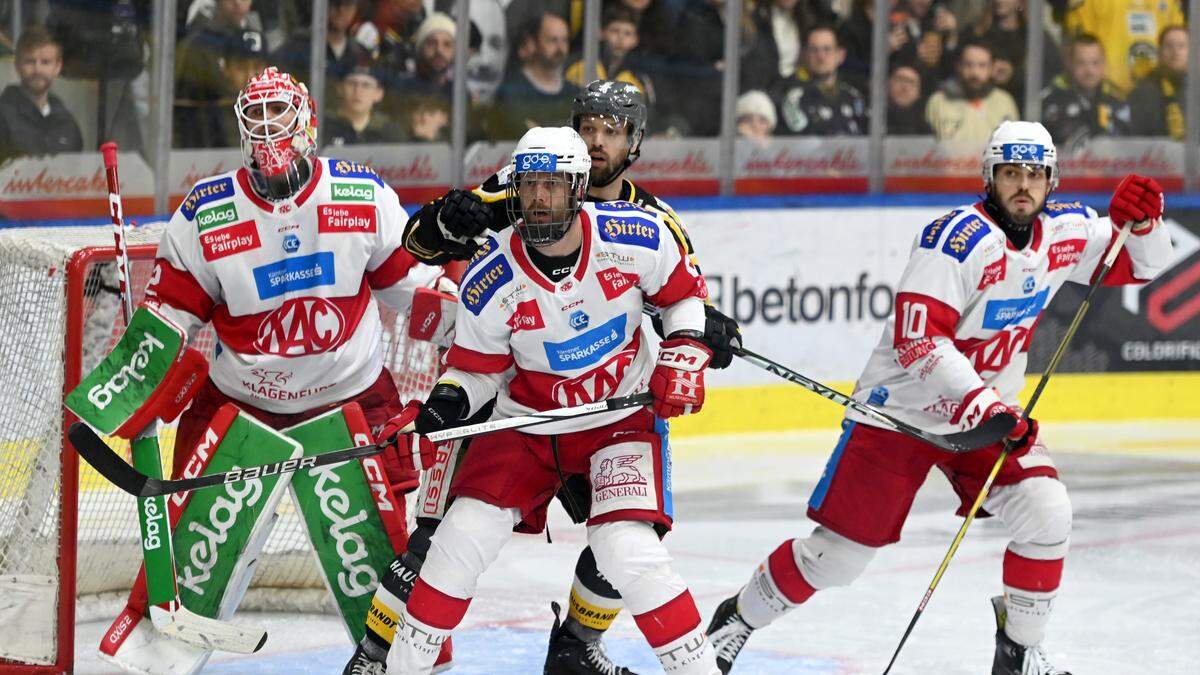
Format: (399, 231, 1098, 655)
(283, 234, 300, 254)
(569, 310, 589, 330)
(1022, 276, 1035, 293)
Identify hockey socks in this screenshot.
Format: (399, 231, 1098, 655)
(737, 539, 817, 629)
(390, 578, 471, 673)
(1001, 549, 1064, 647)
(566, 546, 624, 640)
(633, 591, 717, 674)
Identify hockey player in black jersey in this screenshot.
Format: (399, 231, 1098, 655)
(342, 80, 741, 675)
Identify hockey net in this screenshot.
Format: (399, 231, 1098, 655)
(0, 226, 442, 671)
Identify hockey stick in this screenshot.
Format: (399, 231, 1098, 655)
(881, 220, 1141, 674)
(100, 143, 267, 654)
(70, 391, 656, 499)
(635, 304, 1015, 451)
(732, 346, 1017, 453)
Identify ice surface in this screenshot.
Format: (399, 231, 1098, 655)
(73, 420, 1200, 674)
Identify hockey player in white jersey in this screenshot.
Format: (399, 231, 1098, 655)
(101, 66, 445, 664)
(378, 126, 720, 674)
(705, 121, 1172, 675)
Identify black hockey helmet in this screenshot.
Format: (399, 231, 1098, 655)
(571, 80, 647, 183)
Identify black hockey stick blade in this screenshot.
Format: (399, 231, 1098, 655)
(732, 347, 1016, 452)
(71, 392, 655, 498)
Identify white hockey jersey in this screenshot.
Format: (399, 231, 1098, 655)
(145, 158, 442, 414)
(442, 201, 708, 434)
(848, 200, 1173, 435)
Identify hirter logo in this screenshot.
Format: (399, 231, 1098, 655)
(550, 345, 637, 405)
(1047, 238, 1086, 271)
(318, 204, 377, 233)
(200, 220, 260, 261)
(255, 297, 348, 356)
(596, 267, 638, 300)
(506, 299, 545, 332)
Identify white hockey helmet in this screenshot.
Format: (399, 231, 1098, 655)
(505, 126, 592, 246)
(981, 120, 1058, 191)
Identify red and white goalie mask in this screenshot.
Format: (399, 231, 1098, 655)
(235, 67, 318, 194)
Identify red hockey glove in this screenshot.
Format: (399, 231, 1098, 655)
(649, 337, 713, 418)
(408, 286, 457, 348)
(379, 402, 438, 473)
(1109, 174, 1164, 230)
(951, 386, 1030, 439)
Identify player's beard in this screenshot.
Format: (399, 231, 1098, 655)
(589, 149, 627, 188)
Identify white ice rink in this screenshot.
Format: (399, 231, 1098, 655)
(73, 420, 1200, 674)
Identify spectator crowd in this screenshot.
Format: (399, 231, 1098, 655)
(0, 0, 1191, 163)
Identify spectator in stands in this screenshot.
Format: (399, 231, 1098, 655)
(390, 12, 456, 110)
(969, 0, 1063, 111)
(438, 0, 509, 103)
(887, 62, 932, 134)
(744, 0, 836, 92)
(0, 26, 83, 163)
(493, 11, 574, 134)
(925, 40, 1018, 142)
(670, 0, 759, 136)
(175, 0, 268, 148)
(323, 63, 401, 145)
(893, 0, 960, 85)
(1130, 25, 1187, 139)
(609, 0, 676, 64)
(566, 4, 656, 107)
(774, 25, 867, 136)
(271, 0, 370, 104)
(1042, 34, 1132, 148)
(1062, 0, 1184, 94)
(736, 90, 777, 142)
(405, 97, 452, 141)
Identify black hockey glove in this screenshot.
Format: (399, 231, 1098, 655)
(416, 383, 471, 434)
(439, 189, 492, 241)
(702, 304, 742, 369)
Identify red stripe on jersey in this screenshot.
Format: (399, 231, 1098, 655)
(1093, 225, 1150, 286)
(367, 246, 421, 290)
(211, 280, 371, 356)
(406, 578, 471, 630)
(632, 591, 702, 648)
(893, 292, 961, 347)
(1002, 549, 1063, 592)
(645, 254, 707, 307)
(145, 259, 216, 321)
(445, 344, 514, 374)
(766, 539, 817, 604)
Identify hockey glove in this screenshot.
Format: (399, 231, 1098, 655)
(1109, 174, 1164, 230)
(439, 189, 492, 241)
(407, 286, 458, 349)
(703, 304, 743, 370)
(952, 386, 1030, 441)
(379, 384, 469, 472)
(649, 337, 713, 418)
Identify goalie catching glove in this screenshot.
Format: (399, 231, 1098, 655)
(649, 336, 713, 418)
(380, 383, 469, 472)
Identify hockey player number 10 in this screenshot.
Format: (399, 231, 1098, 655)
(900, 301, 928, 340)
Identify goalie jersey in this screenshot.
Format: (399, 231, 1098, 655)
(442, 201, 708, 434)
(848, 200, 1173, 435)
(145, 158, 442, 413)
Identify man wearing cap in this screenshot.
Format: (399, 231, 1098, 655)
(384, 10, 456, 141)
(325, 62, 402, 145)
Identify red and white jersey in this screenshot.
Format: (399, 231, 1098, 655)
(849, 200, 1173, 434)
(145, 157, 442, 414)
(443, 201, 708, 434)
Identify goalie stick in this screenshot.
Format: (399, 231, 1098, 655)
(99, 143, 266, 654)
(881, 221, 1142, 674)
(71, 391, 656, 499)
